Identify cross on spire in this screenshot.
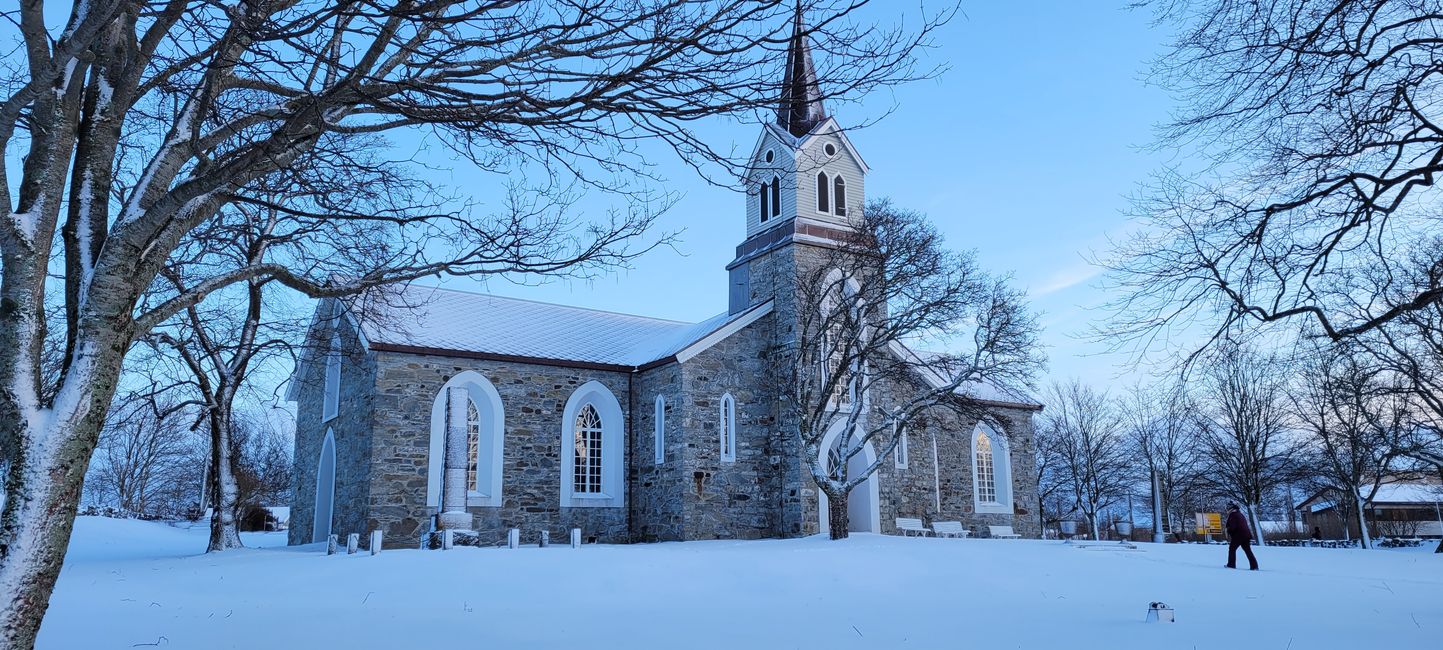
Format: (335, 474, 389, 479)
(776, 4, 827, 138)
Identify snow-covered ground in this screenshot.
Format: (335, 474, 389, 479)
(41, 517, 1442, 649)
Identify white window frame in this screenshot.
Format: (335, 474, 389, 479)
(322, 333, 341, 422)
(559, 381, 626, 508)
(654, 395, 666, 465)
(894, 421, 909, 470)
(426, 371, 506, 508)
(972, 422, 1013, 514)
(719, 393, 737, 463)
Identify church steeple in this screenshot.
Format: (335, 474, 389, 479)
(777, 6, 826, 138)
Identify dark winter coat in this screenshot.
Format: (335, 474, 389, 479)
(1226, 510, 1252, 542)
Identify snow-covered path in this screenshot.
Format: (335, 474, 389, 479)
(40, 517, 1442, 648)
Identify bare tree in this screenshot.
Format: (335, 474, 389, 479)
(1034, 420, 1074, 537)
(1041, 381, 1131, 540)
(1291, 344, 1414, 549)
(0, 2, 955, 644)
(1104, 1, 1443, 354)
(85, 395, 202, 518)
(1121, 381, 1201, 540)
(783, 199, 1041, 539)
(1193, 343, 1296, 546)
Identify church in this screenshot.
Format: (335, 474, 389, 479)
(286, 20, 1043, 548)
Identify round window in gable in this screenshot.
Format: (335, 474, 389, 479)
(764, 150, 775, 163)
(824, 143, 837, 157)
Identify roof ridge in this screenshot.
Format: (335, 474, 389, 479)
(411, 283, 699, 326)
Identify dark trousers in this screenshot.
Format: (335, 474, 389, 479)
(1227, 539, 1258, 569)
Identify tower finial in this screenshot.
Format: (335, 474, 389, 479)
(777, 3, 827, 138)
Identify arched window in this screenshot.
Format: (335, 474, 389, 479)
(975, 432, 995, 502)
(894, 421, 909, 470)
(759, 180, 770, 223)
(560, 381, 625, 507)
(574, 404, 604, 494)
(972, 423, 1013, 514)
(816, 171, 830, 213)
(322, 333, 340, 422)
(427, 371, 505, 508)
(833, 176, 847, 217)
(654, 395, 666, 465)
(770, 175, 781, 219)
(719, 393, 737, 462)
(465, 399, 481, 490)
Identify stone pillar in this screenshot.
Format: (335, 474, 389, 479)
(437, 386, 471, 530)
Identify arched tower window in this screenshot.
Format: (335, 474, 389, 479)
(759, 180, 770, 223)
(972, 423, 1013, 514)
(770, 176, 782, 219)
(816, 171, 830, 213)
(720, 393, 737, 462)
(833, 176, 847, 217)
(573, 404, 604, 494)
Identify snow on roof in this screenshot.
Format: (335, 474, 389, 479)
(911, 349, 1042, 409)
(1371, 483, 1443, 504)
(347, 284, 752, 368)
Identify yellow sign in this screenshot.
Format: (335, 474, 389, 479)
(1194, 512, 1223, 536)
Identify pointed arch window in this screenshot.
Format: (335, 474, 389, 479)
(770, 176, 782, 219)
(975, 432, 995, 502)
(972, 423, 1013, 514)
(894, 421, 909, 470)
(720, 393, 737, 463)
(573, 404, 604, 494)
(322, 333, 340, 422)
(833, 176, 847, 217)
(464, 399, 481, 490)
(654, 395, 666, 465)
(816, 171, 830, 213)
(759, 180, 770, 223)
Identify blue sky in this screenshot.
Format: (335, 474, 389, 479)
(425, 2, 1177, 390)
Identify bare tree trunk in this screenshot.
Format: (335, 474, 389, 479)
(1246, 503, 1267, 547)
(206, 409, 242, 552)
(1354, 494, 1373, 550)
(827, 493, 849, 540)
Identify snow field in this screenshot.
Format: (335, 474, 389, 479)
(40, 517, 1442, 649)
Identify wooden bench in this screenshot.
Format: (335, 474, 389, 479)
(932, 521, 971, 538)
(896, 518, 931, 537)
(988, 525, 1022, 539)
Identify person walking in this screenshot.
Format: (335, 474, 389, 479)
(1224, 503, 1259, 570)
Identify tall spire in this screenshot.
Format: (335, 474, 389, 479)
(776, 4, 827, 138)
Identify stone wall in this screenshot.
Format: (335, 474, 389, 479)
(676, 314, 783, 540)
(628, 363, 685, 542)
(367, 352, 631, 547)
(289, 308, 375, 546)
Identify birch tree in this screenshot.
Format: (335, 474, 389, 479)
(784, 199, 1041, 539)
(0, 2, 951, 645)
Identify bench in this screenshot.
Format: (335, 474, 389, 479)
(988, 525, 1022, 539)
(896, 518, 931, 537)
(932, 521, 971, 538)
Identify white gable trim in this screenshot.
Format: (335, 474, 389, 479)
(675, 300, 774, 364)
(798, 118, 870, 173)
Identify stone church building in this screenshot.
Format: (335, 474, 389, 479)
(287, 22, 1043, 548)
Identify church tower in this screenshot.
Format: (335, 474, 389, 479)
(727, 9, 870, 315)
